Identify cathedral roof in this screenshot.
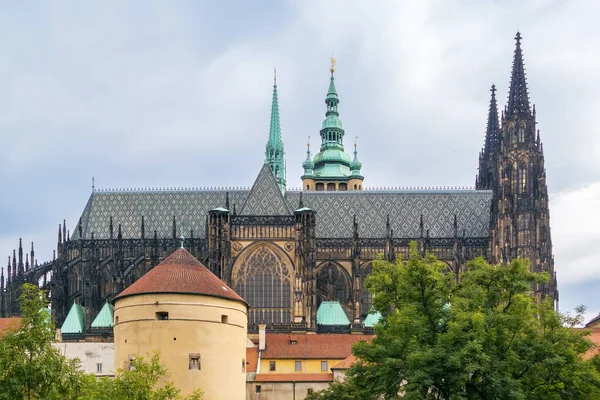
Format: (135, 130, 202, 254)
(114, 248, 246, 305)
(239, 164, 292, 216)
(75, 186, 491, 240)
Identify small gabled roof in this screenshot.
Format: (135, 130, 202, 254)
(114, 248, 246, 305)
(316, 301, 350, 326)
(239, 164, 291, 216)
(362, 311, 382, 328)
(91, 301, 114, 328)
(61, 303, 86, 334)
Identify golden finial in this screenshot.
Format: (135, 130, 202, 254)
(330, 56, 336, 74)
(307, 135, 311, 148)
(354, 136, 358, 148)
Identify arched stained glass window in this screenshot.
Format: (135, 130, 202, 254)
(233, 246, 292, 325)
(316, 262, 351, 307)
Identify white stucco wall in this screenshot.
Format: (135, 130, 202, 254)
(53, 342, 115, 376)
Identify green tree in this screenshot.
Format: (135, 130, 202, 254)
(309, 243, 600, 399)
(80, 351, 204, 400)
(0, 284, 87, 400)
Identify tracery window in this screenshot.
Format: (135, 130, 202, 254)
(518, 124, 526, 143)
(518, 165, 527, 193)
(233, 246, 292, 325)
(316, 262, 351, 307)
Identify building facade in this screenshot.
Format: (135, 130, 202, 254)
(2, 33, 557, 332)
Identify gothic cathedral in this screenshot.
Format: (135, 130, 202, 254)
(2, 33, 557, 333)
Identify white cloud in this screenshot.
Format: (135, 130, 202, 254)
(552, 182, 600, 284)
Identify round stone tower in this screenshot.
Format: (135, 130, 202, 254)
(113, 247, 248, 399)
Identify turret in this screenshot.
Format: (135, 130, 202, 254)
(486, 32, 557, 306)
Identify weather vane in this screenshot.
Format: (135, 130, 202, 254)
(330, 56, 336, 74)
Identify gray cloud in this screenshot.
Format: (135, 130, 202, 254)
(1, 0, 598, 319)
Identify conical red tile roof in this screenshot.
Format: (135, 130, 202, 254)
(114, 248, 246, 305)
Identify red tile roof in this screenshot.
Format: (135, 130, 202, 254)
(261, 333, 371, 359)
(246, 347, 259, 373)
(0, 318, 21, 334)
(255, 373, 333, 382)
(332, 354, 357, 370)
(114, 248, 246, 305)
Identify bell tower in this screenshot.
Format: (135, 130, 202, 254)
(302, 59, 364, 191)
(487, 33, 557, 305)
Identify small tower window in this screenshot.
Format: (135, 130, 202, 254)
(327, 183, 336, 191)
(316, 183, 324, 191)
(270, 361, 276, 371)
(156, 312, 168, 320)
(339, 183, 347, 191)
(221, 314, 228, 324)
(306, 185, 310, 191)
(189, 353, 201, 370)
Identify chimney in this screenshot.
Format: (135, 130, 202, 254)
(258, 324, 266, 351)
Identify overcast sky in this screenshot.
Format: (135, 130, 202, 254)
(1, 1, 599, 323)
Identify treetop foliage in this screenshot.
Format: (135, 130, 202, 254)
(307, 242, 600, 400)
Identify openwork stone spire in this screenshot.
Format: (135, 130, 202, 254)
(506, 32, 531, 116)
(484, 84, 500, 157)
(265, 69, 286, 193)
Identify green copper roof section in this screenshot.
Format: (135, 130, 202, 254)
(302, 142, 314, 176)
(307, 66, 358, 180)
(265, 69, 286, 194)
(61, 302, 86, 334)
(327, 74, 338, 101)
(362, 311, 382, 327)
(316, 301, 351, 326)
(91, 301, 114, 328)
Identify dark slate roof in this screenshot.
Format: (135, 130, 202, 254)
(75, 165, 492, 240)
(114, 248, 246, 304)
(77, 189, 247, 240)
(287, 190, 492, 238)
(239, 164, 292, 216)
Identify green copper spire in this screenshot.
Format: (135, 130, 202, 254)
(265, 69, 286, 194)
(302, 138, 314, 176)
(311, 60, 352, 179)
(350, 139, 363, 178)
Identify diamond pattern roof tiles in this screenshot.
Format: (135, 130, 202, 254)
(76, 178, 492, 240)
(239, 164, 292, 216)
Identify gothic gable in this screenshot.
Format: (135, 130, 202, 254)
(239, 164, 292, 216)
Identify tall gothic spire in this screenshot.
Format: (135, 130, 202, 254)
(484, 84, 500, 156)
(506, 32, 531, 116)
(265, 69, 286, 194)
